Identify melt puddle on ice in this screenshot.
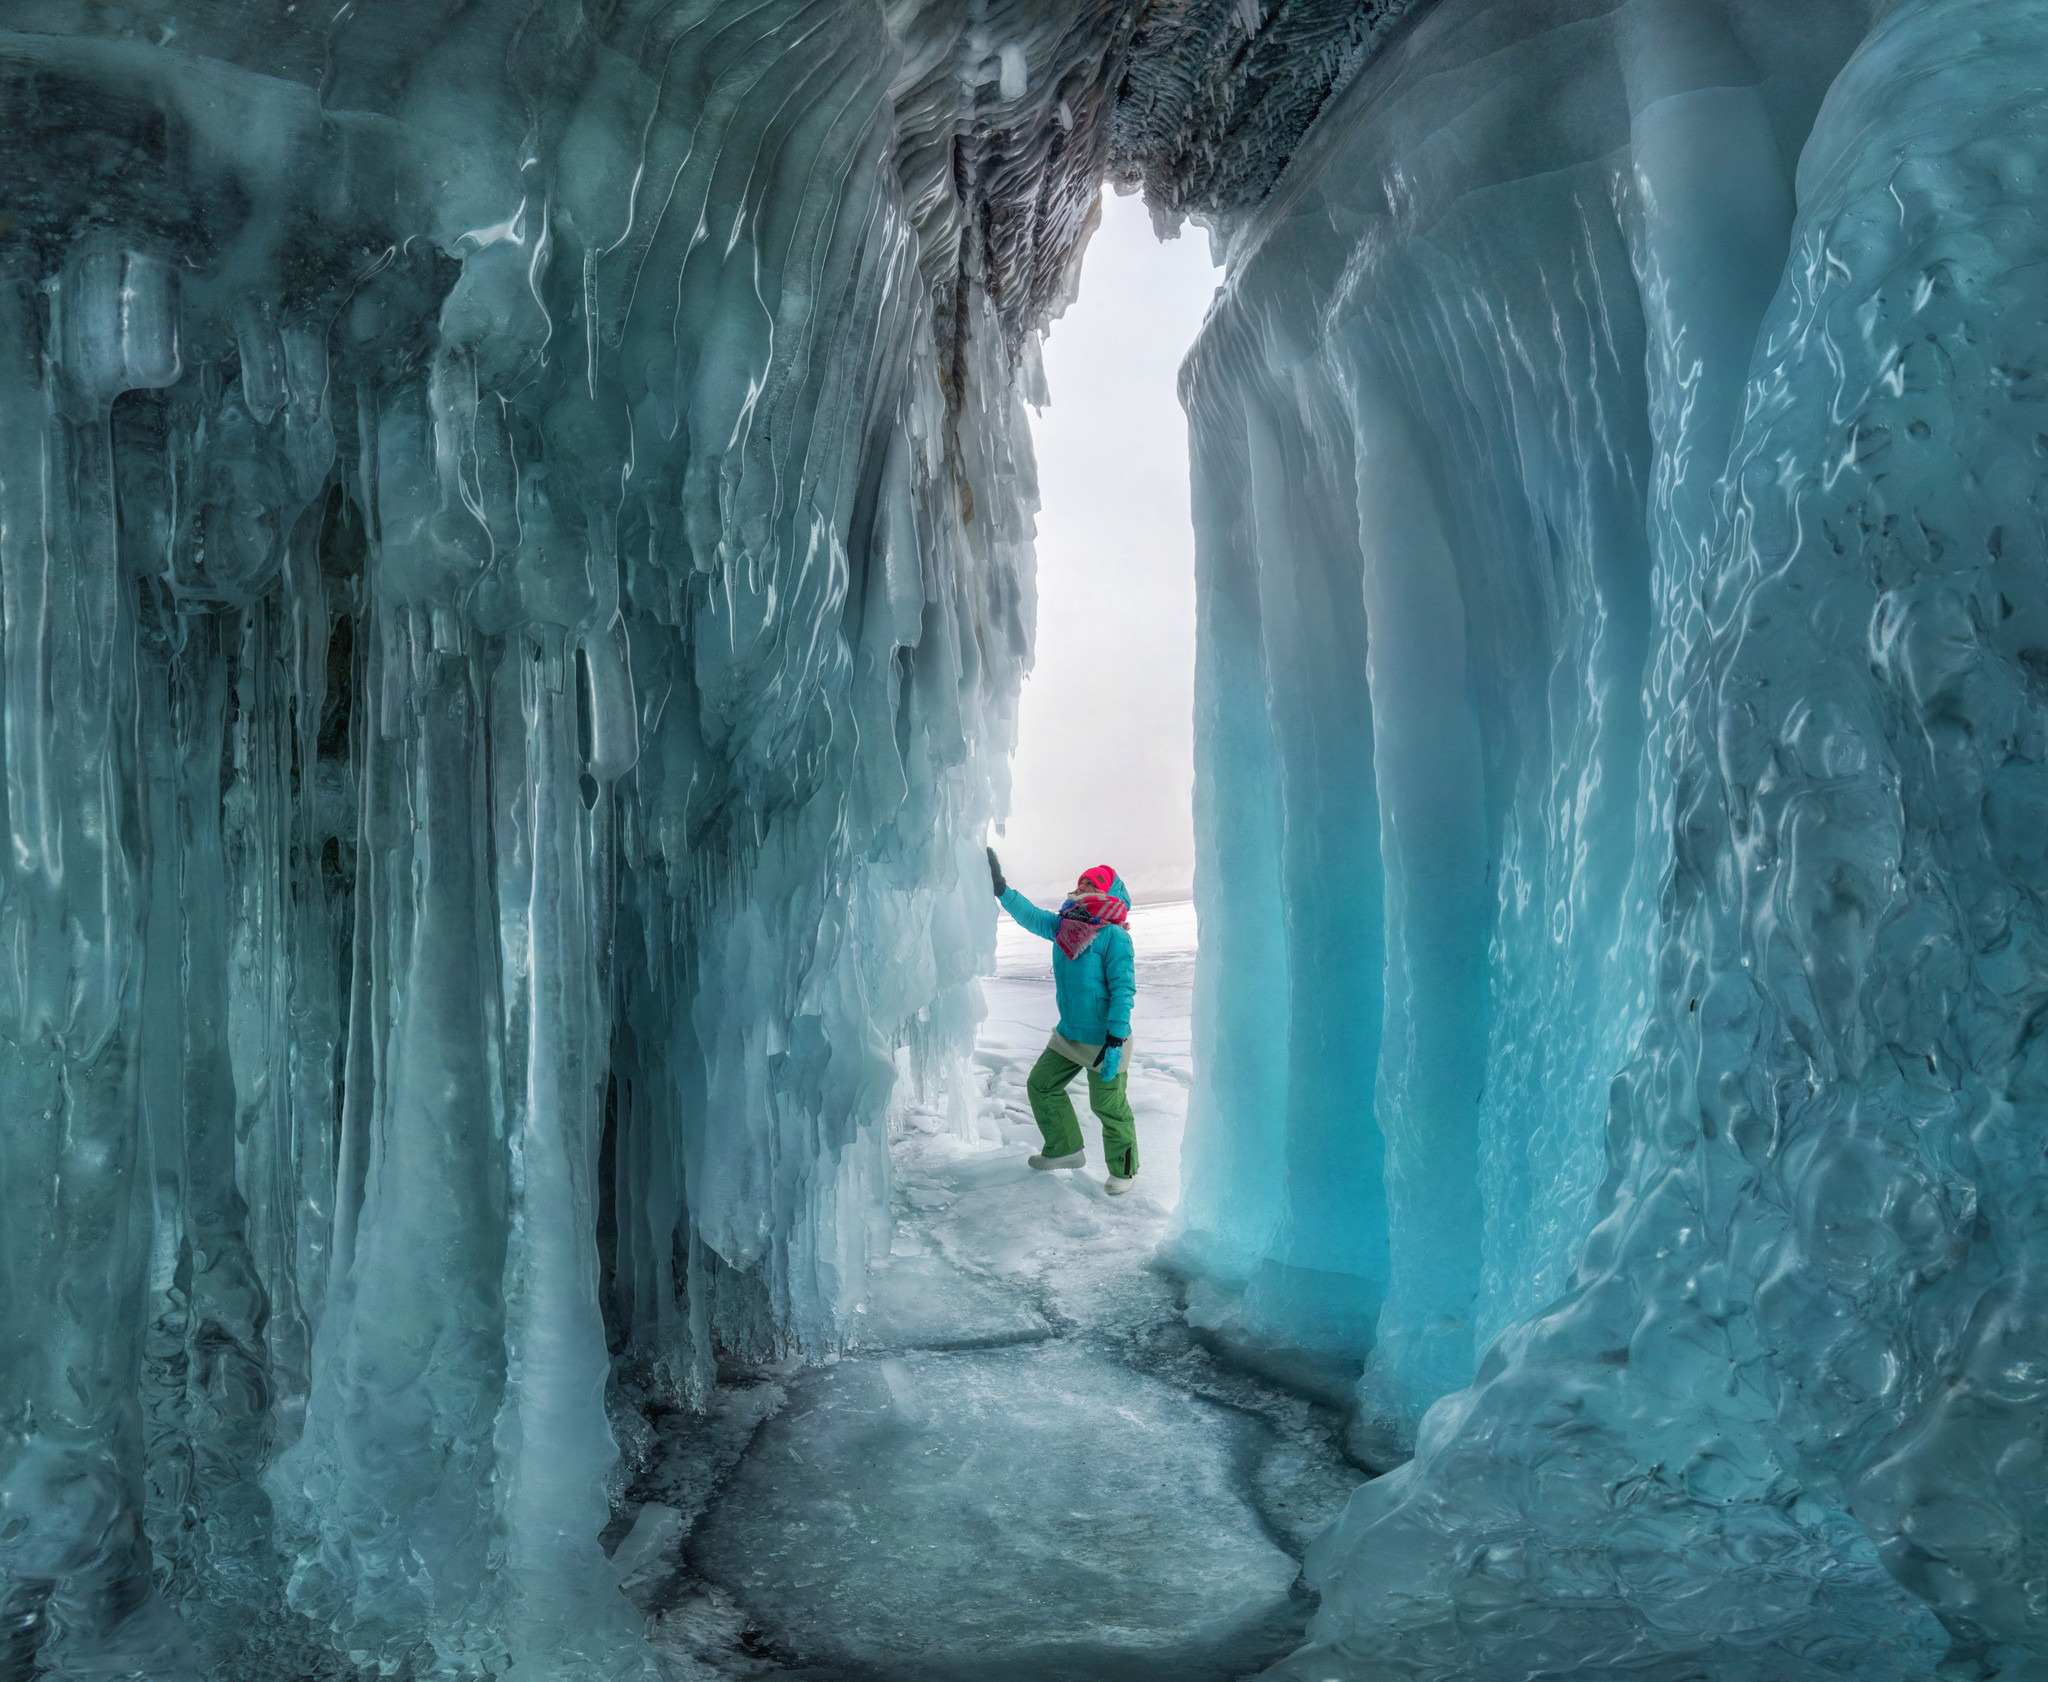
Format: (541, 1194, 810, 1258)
(619, 901, 1365, 1681)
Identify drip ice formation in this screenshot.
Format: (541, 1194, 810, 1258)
(0, 3, 1124, 1675)
(5, 0, 2048, 1677)
(1175, 0, 1866, 1416)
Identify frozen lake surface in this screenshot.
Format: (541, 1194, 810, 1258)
(619, 900, 1365, 1680)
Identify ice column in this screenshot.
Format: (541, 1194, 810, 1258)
(1172, 0, 2048, 1672)
(0, 240, 193, 1681)
(1174, 0, 1877, 1441)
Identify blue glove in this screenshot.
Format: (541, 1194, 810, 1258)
(1095, 1037, 1124, 1083)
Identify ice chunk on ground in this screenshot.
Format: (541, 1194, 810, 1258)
(610, 1505, 688, 1590)
(690, 1343, 1305, 1682)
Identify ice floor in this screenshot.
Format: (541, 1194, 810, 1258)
(614, 902, 1367, 1680)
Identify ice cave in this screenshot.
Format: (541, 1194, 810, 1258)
(3, 0, 2047, 1677)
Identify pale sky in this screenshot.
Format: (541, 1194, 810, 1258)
(997, 189, 1221, 904)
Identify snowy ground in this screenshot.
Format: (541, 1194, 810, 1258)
(614, 903, 1366, 1681)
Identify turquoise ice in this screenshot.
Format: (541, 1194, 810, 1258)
(3, 2, 2048, 1678)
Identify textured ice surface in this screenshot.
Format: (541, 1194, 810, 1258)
(10, 0, 2048, 1676)
(691, 1343, 1302, 1681)
(852, 1250, 1052, 1350)
(1172, 0, 1875, 1407)
(0, 1, 1361, 1671)
(1107, 0, 1424, 234)
(0, 4, 1159, 1676)
(1173, 0, 2048, 1674)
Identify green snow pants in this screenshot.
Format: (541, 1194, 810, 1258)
(1026, 1040, 1138, 1179)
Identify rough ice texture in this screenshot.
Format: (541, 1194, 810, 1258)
(12, 0, 2048, 1676)
(0, 0, 1387, 1673)
(1173, 0, 2048, 1673)
(0, 2, 1130, 1675)
(1106, 0, 1424, 232)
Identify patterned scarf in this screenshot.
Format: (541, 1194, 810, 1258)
(1054, 865, 1128, 959)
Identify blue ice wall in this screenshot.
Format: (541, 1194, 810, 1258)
(1173, 0, 2048, 1672)
(1173, 0, 1873, 1431)
(0, 5, 1126, 1675)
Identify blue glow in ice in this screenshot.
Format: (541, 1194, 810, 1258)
(5, 1, 2048, 1677)
(1173, 0, 2048, 1674)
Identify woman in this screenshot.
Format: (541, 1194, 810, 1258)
(986, 847, 1138, 1193)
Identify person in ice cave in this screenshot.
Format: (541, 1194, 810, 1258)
(985, 848, 1140, 1193)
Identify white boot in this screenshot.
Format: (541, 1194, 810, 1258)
(1028, 1149, 1086, 1171)
(1104, 1174, 1134, 1195)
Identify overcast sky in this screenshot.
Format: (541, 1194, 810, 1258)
(996, 189, 1221, 904)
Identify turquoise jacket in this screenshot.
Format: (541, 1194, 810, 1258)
(999, 880, 1136, 1044)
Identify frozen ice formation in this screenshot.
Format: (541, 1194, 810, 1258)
(6, 0, 2048, 1677)
(1106, 0, 1420, 232)
(0, 2, 1106, 1676)
(690, 1342, 1306, 1680)
(1176, 0, 2048, 1674)
(1175, 0, 1864, 1414)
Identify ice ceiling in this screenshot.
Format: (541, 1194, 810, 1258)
(2, 0, 2045, 1678)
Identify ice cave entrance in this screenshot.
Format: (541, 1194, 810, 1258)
(622, 192, 1372, 1681)
(1001, 185, 1213, 907)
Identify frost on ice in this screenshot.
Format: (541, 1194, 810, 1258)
(6, 0, 2048, 1679)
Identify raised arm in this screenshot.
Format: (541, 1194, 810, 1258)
(1104, 925, 1135, 1039)
(998, 885, 1060, 943)
(988, 847, 1059, 941)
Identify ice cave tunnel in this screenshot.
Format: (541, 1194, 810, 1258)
(4, 0, 2048, 1678)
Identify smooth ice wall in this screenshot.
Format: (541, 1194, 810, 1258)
(1177, 0, 1871, 1425)
(0, 3, 1121, 1676)
(1177, 0, 2048, 1673)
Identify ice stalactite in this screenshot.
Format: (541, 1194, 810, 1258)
(1172, 0, 2048, 1672)
(12, 0, 2048, 1674)
(0, 2, 1135, 1674)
